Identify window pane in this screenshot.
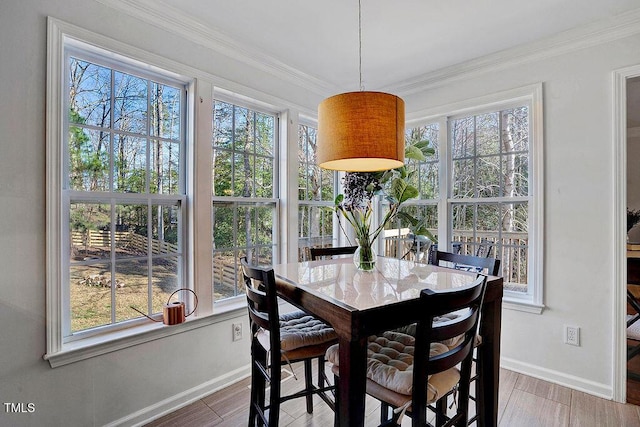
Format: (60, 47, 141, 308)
(476, 112, 499, 156)
(115, 204, 148, 258)
(419, 162, 438, 199)
(212, 149, 232, 197)
(233, 152, 252, 197)
(70, 262, 112, 332)
(151, 203, 180, 252)
(255, 156, 273, 198)
(233, 106, 250, 152)
(255, 112, 274, 157)
(477, 155, 500, 198)
(70, 202, 111, 261)
(213, 102, 233, 150)
(115, 259, 148, 323)
(150, 83, 181, 140)
(151, 256, 180, 314)
(114, 135, 147, 193)
(68, 128, 110, 192)
(213, 202, 234, 249)
(151, 140, 180, 194)
(452, 159, 475, 198)
(69, 58, 111, 128)
(113, 71, 147, 135)
(502, 107, 529, 153)
(451, 116, 474, 159)
(213, 250, 238, 299)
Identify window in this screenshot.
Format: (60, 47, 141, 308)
(63, 49, 186, 337)
(383, 123, 440, 261)
(450, 107, 530, 292)
(385, 85, 543, 310)
(297, 123, 337, 260)
(212, 100, 278, 299)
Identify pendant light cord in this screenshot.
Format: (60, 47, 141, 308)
(359, 0, 364, 91)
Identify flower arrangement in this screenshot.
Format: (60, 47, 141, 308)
(334, 140, 434, 270)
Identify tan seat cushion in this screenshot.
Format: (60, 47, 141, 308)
(326, 331, 460, 405)
(393, 310, 482, 350)
(256, 310, 337, 353)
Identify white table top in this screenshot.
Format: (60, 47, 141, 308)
(273, 256, 478, 311)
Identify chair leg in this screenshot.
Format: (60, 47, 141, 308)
(304, 358, 314, 414)
(380, 402, 391, 424)
(250, 344, 267, 427)
(436, 397, 448, 426)
(268, 356, 282, 427)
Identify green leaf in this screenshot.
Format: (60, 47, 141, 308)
(405, 145, 426, 162)
(335, 194, 344, 206)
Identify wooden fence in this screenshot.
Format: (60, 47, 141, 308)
(71, 230, 179, 255)
(383, 228, 529, 286)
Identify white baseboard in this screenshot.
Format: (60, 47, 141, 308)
(105, 364, 251, 427)
(501, 357, 613, 400)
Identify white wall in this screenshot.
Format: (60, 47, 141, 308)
(0, 1, 319, 426)
(2, 0, 639, 425)
(404, 32, 640, 395)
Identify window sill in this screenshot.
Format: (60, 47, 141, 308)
(503, 292, 545, 314)
(44, 301, 247, 368)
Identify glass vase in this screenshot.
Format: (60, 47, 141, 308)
(353, 244, 377, 271)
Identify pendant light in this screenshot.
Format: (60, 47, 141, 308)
(317, 0, 405, 172)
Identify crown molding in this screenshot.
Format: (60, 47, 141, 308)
(95, 0, 339, 97)
(387, 8, 640, 96)
(96, 1, 640, 102)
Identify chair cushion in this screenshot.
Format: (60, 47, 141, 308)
(393, 310, 481, 350)
(326, 330, 459, 403)
(256, 310, 337, 353)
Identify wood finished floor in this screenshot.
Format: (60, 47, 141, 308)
(144, 366, 640, 427)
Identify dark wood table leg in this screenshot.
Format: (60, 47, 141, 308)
(476, 283, 503, 427)
(337, 336, 367, 427)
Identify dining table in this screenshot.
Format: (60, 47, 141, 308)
(273, 256, 503, 427)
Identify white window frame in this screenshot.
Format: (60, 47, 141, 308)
(407, 84, 544, 313)
(211, 92, 281, 305)
(296, 119, 340, 260)
(44, 18, 230, 367)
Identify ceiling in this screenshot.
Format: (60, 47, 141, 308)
(156, 0, 640, 92)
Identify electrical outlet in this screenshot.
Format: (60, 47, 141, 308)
(565, 325, 580, 346)
(232, 323, 242, 341)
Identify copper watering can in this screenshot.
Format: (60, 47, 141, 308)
(130, 288, 198, 325)
(162, 288, 198, 325)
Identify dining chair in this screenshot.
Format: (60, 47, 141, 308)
(430, 250, 501, 276)
(326, 274, 488, 426)
(309, 245, 358, 260)
(240, 257, 337, 426)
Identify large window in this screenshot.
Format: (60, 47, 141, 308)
(212, 100, 278, 299)
(450, 107, 530, 292)
(383, 85, 542, 309)
(297, 123, 336, 260)
(63, 49, 186, 336)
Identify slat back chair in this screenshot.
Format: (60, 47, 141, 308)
(326, 274, 487, 427)
(430, 250, 501, 276)
(410, 275, 487, 426)
(241, 258, 336, 426)
(309, 245, 358, 260)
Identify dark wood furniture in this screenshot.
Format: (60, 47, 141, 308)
(430, 250, 501, 276)
(333, 274, 487, 426)
(309, 245, 358, 261)
(240, 258, 336, 426)
(273, 256, 503, 427)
